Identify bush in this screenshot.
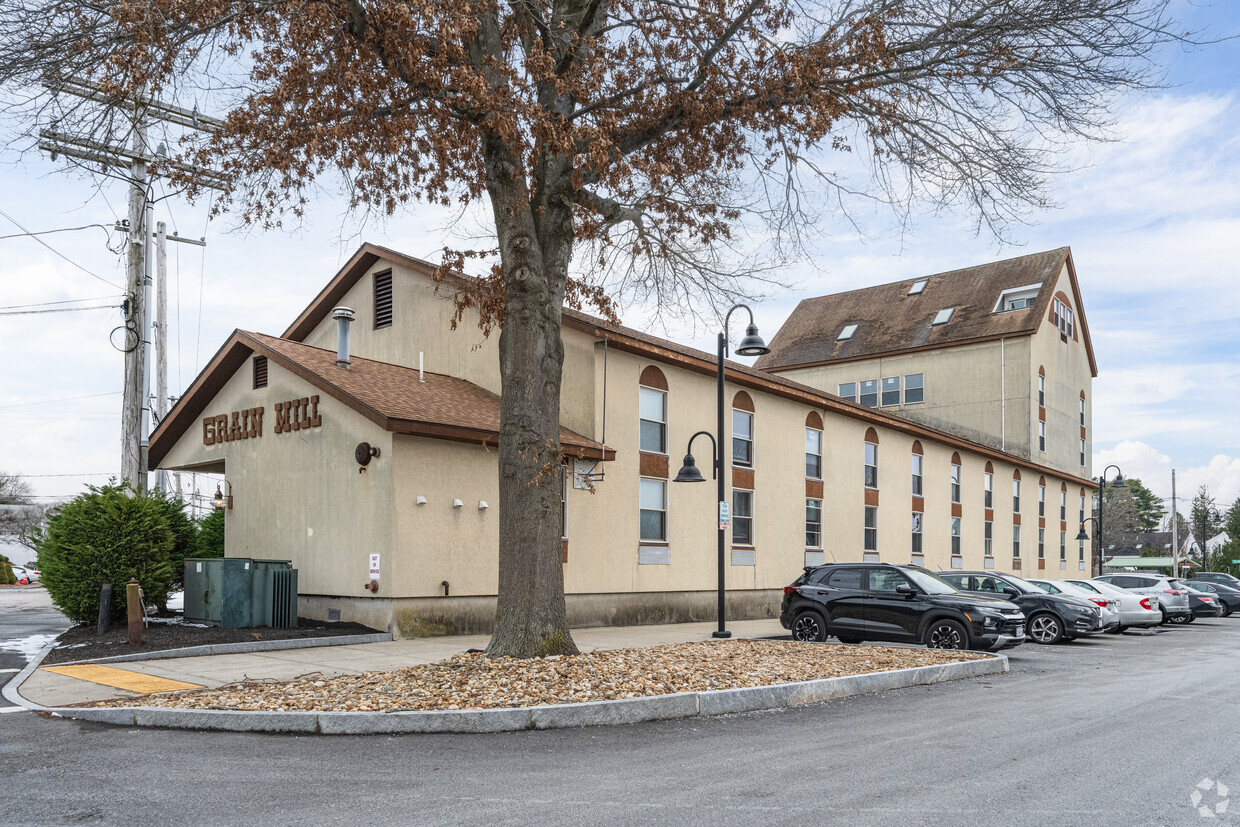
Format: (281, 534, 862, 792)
(148, 489, 198, 583)
(196, 508, 225, 559)
(36, 483, 176, 623)
(1, 558, 14, 585)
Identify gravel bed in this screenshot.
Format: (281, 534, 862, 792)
(86, 640, 985, 712)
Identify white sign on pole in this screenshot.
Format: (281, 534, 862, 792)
(718, 501, 730, 531)
(369, 553, 381, 579)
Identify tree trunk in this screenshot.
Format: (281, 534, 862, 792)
(482, 130, 579, 659)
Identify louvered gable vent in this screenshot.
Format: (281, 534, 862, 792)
(374, 271, 393, 329)
(253, 355, 268, 389)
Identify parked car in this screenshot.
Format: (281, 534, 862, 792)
(937, 571, 1103, 644)
(10, 565, 39, 585)
(1166, 578, 1222, 622)
(1192, 572, 1240, 589)
(1064, 579, 1162, 629)
(781, 562, 1026, 651)
(1027, 578, 1121, 633)
(1093, 573, 1191, 624)
(1184, 580, 1240, 617)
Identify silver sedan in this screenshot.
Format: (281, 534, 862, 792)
(1066, 579, 1162, 629)
(1029, 579, 1121, 633)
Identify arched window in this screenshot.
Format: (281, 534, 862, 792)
(864, 427, 879, 489)
(984, 461, 994, 509)
(805, 411, 823, 479)
(950, 452, 962, 505)
(911, 441, 924, 496)
(1012, 469, 1022, 513)
(732, 391, 755, 467)
(638, 366, 668, 454)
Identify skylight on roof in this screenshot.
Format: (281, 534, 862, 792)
(908, 279, 928, 295)
(837, 324, 858, 341)
(932, 308, 954, 325)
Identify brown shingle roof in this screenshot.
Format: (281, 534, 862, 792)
(148, 330, 612, 468)
(754, 248, 1075, 371)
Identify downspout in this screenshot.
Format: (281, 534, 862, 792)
(1000, 338, 1006, 451)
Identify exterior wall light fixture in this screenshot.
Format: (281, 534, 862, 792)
(452, 498, 464, 509)
(212, 481, 233, 510)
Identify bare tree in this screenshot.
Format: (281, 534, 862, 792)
(0, 0, 1195, 656)
(0, 471, 43, 552)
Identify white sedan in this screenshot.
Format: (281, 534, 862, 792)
(11, 565, 39, 585)
(1028, 578, 1121, 633)
(1065, 578, 1162, 629)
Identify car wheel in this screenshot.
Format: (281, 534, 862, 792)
(791, 610, 828, 643)
(1110, 624, 1125, 635)
(1160, 610, 1170, 625)
(836, 636, 862, 644)
(1222, 604, 1233, 618)
(1028, 613, 1064, 644)
(1186, 615, 1195, 623)
(925, 618, 969, 650)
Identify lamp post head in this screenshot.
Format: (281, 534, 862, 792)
(1075, 527, 1090, 542)
(1112, 473, 1126, 489)
(673, 454, 707, 483)
(734, 323, 770, 357)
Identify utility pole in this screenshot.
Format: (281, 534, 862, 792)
(153, 221, 167, 493)
(39, 78, 224, 495)
(1170, 468, 1180, 580)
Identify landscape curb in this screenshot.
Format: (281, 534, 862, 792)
(9, 649, 1009, 734)
(46, 632, 394, 667)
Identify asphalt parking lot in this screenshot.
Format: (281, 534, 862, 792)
(3, 605, 1238, 826)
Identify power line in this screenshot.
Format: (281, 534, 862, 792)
(0, 391, 121, 410)
(0, 304, 117, 317)
(0, 295, 121, 311)
(12, 472, 115, 478)
(0, 206, 123, 289)
(0, 223, 111, 241)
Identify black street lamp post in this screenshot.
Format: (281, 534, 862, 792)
(1078, 465, 1124, 577)
(674, 304, 769, 639)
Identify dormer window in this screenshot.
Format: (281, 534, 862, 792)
(908, 279, 928, 295)
(837, 323, 858, 341)
(994, 283, 1042, 313)
(1053, 298, 1074, 337)
(932, 308, 954, 325)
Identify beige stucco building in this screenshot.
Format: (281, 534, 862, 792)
(150, 244, 1099, 637)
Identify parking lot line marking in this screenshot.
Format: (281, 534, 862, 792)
(40, 664, 202, 694)
(0, 706, 31, 713)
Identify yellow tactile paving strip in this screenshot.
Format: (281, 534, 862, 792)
(40, 664, 203, 694)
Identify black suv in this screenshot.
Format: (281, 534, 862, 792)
(937, 571, 1103, 644)
(780, 562, 1026, 651)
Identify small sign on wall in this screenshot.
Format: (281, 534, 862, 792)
(369, 554, 381, 579)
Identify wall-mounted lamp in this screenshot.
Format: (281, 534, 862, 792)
(478, 500, 489, 510)
(452, 498, 464, 509)
(416, 495, 428, 506)
(213, 481, 233, 510)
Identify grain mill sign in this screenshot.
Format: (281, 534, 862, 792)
(203, 395, 324, 445)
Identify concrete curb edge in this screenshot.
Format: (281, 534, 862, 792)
(47, 632, 394, 667)
(20, 651, 1009, 734)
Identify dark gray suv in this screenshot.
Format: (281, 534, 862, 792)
(938, 571, 1103, 644)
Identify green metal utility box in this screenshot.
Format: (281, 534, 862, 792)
(183, 557, 298, 629)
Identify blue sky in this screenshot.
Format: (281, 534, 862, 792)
(1, 0, 1238, 519)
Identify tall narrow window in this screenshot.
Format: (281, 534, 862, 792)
(950, 462, 961, 504)
(1038, 421, 1046, 452)
(1060, 530, 1067, 561)
(1080, 438, 1087, 467)
(805, 427, 823, 479)
(1013, 479, 1021, 513)
(1037, 373, 1046, 407)
(864, 505, 878, 551)
(1038, 484, 1046, 518)
(864, 442, 879, 489)
(984, 521, 993, 556)
(1038, 528, 1045, 559)
(373, 270, 393, 329)
(984, 473, 993, 509)
(881, 377, 901, 406)
(806, 499, 822, 548)
(838, 382, 857, 403)
(639, 386, 667, 453)
(904, 374, 924, 404)
(1013, 525, 1021, 558)
(860, 380, 878, 408)
(1080, 396, 1087, 426)
(1060, 491, 1067, 522)
(732, 410, 754, 467)
(733, 490, 753, 545)
(1079, 495, 1086, 525)
(639, 478, 666, 542)
(911, 453, 924, 496)
(951, 517, 961, 556)
(912, 512, 923, 555)
(252, 355, 268, 389)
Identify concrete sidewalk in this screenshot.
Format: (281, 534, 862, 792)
(18, 618, 789, 707)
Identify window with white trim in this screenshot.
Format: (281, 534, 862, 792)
(1038, 528, 1045, 559)
(994, 283, 1042, 312)
(904, 373, 924, 404)
(806, 499, 822, 548)
(1060, 491, 1067, 522)
(1060, 530, 1067, 561)
(639, 478, 666, 542)
(805, 427, 823, 479)
(950, 462, 961, 504)
(912, 512, 923, 555)
(1038, 485, 1045, 517)
(1079, 495, 1086, 525)
(1081, 438, 1087, 467)
(838, 382, 857, 403)
(1013, 525, 1021, 558)
(733, 490, 753, 545)
(1038, 421, 1046, 452)
(1053, 297, 1074, 337)
(732, 409, 753, 467)
(1013, 480, 1021, 513)
(881, 377, 901, 406)
(1080, 397, 1086, 426)
(864, 505, 878, 551)
(864, 442, 879, 489)
(984, 472, 993, 509)
(639, 386, 667, 454)
(984, 521, 993, 556)
(911, 454, 924, 496)
(859, 380, 878, 408)
(951, 517, 961, 556)
(1038, 374, 1046, 407)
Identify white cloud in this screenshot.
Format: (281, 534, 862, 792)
(1094, 440, 1240, 511)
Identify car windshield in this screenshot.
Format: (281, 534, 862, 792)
(903, 569, 958, 595)
(1000, 575, 1042, 595)
(1068, 580, 1102, 594)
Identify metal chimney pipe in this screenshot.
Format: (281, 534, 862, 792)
(332, 306, 355, 369)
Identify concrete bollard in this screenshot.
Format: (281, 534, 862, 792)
(126, 580, 142, 647)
